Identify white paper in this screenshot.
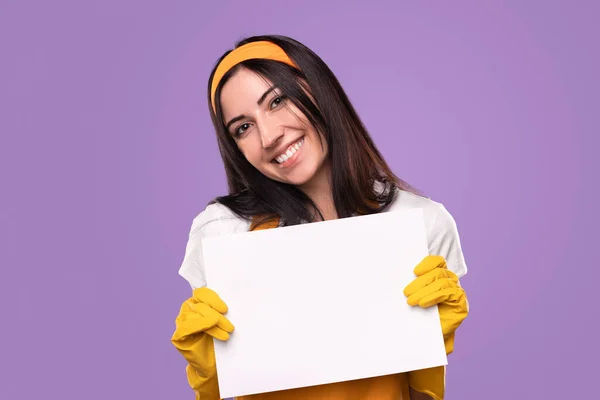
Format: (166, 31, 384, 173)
(201, 208, 447, 398)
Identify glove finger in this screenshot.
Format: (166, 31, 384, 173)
(420, 287, 463, 308)
(403, 267, 458, 297)
(407, 278, 458, 307)
(190, 302, 225, 323)
(216, 314, 235, 334)
(413, 255, 447, 276)
(172, 311, 218, 342)
(191, 303, 235, 334)
(205, 325, 232, 341)
(173, 301, 226, 341)
(193, 287, 229, 314)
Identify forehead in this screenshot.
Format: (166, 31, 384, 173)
(219, 67, 273, 119)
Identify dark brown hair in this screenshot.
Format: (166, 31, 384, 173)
(207, 34, 419, 226)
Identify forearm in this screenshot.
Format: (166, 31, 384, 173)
(186, 364, 223, 400)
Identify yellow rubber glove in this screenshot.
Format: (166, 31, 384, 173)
(403, 255, 468, 353)
(402, 255, 469, 400)
(171, 287, 235, 400)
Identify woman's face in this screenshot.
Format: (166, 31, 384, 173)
(219, 67, 328, 188)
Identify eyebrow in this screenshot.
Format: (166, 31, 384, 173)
(224, 86, 279, 131)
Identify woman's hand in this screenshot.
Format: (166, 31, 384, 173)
(171, 287, 234, 400)
(403, 255, 469, 400)
(403, 255, 468, 354)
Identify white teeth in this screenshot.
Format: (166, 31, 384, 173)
(275, 137, 304, 164)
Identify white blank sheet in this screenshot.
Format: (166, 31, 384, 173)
(201, 208, 447, 398)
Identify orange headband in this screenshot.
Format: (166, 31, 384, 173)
(210, 41, 299, 114)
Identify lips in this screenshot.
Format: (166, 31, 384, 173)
(272, 137, 305, 164)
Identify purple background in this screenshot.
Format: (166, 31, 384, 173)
(1, 1, 597, 399)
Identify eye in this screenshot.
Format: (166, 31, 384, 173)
(235, 122, 251, 137)
(270, 95, 287, 109)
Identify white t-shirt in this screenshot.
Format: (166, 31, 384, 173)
(178, 189, 468, 289)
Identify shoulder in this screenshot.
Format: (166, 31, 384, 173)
(178, 202, 251, 289)
(386, 189, 449, 232)
(188, 202, 251, 238)
(387, 190, 468, 277)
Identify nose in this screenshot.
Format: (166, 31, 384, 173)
(258, 116, 284, 149)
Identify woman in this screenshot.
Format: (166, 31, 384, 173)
(171, 35, 469, 400)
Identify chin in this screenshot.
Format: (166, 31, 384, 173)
(266, 162, 324, 187)
(268, 171, 314, 187)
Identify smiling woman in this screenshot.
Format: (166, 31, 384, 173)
(171, 35, 470, 400)
(205, 36, 420, 227)
(220, 67, 327, 193)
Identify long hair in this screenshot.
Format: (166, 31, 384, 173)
(206, 34, 419, 226)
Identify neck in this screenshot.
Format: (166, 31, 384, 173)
(298, 162, 337, 221)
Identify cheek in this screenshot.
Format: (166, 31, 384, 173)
(309, 131, 328, 158)
(237, 140, 263, 166)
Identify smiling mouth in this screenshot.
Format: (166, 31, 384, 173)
(272, 137, 305, 164)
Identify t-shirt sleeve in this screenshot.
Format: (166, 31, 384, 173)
(427, 204, 468, 278)
(178, 203, 245, 290)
